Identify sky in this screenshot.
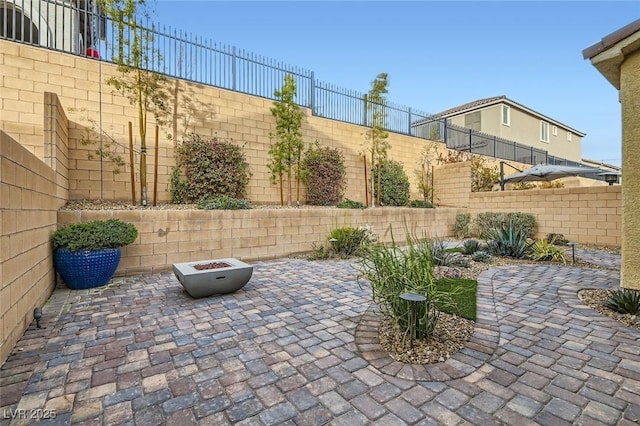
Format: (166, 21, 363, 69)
(154, 1, 638, 167)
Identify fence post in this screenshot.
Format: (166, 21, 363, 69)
(443, 119, 447, 144)
(363, 94, 368, 127)
(309, 71, 315, 114)
(545, 151, 549, 164)
(493, 136, 496, 157)
(408, 108, 412, 135)
(469, 129, 472, 153)
(513, 142, 517, 162)
(232, 46, 237, 91)
(530, 146, 534, 164)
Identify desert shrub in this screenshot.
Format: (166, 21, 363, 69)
(474, 212, 536, 239)
(461, 239, 483, 255)
(373, 160, 410, 206)
(604, 289, 640, 315)
(512, 182, 538, 191)
(485, 219, 532, 259)
(329, 226, 373, 257)
(455, 213, 471, 239)
(172, 133, 251, 203)
(471, 156, 500, 192)
(546, 233, 569, 246)
(337, 199, 366, 209)
(301, 144, 347, 205)
(198, 195, 250, 210)
(408, 200, 433, 208)
(528, 239, 566, 263)
(359, 230, 459, 341)
(539, 181, 564, 189)
(430, 239, 470, 267)
(307, 242, 332, 260)
(471, 250, 492, 263)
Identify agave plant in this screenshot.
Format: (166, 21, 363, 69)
(604, 289, 640, 315)
(484, 219, 532, 259)
(528, 239, 567, 264)
(461, 239, 483, 255)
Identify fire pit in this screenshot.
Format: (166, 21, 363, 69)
(172, 258, 253, 298)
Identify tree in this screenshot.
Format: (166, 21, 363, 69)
(97, 0, 171, 206)
(362, 73, 390, 207)
(269, 74, 305, 207)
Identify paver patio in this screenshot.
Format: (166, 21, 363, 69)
(0, 250, 638, 425)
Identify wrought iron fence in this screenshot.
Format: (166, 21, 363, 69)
(1, 0, 605, 179)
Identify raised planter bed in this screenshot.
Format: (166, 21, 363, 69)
(172, 258, 253, 298)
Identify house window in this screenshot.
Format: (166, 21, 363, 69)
(540, 121, 549, 142)
(552, 126, 558, 136)
(567, 132, 572, 142)
(501, 105, 510, 126)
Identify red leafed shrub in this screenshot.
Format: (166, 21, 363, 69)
(171, 133, 251, 203)
(301, 144, 347, 206)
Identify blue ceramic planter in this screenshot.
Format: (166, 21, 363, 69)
(53, 248, 121, 290)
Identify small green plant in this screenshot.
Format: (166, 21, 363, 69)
(546, 233, 569, 246)
(604, 289, 640, 315)
(430, 239, 470, 267)
(329, 226, 373, 257)
(485, 220, 532, 259)
(471, 250, 492, 263)
(455, 213, 471, 239)
(52, 219, 138, 251)
(300, 142, 347, 206)
(307, 242, 332, 260)
(336, 199, 366, 209)
(528, 239, 567, 264)
(461, 239, 483, 255)
(407, 200, 433, 208)
(373, 159, 410, 206)
(471, 156, 500, 192)
(198, 196, 251, 210)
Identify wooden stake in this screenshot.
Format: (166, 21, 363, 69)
(128, 122, 136, 205)
(363, 156, 369, 206)
(153, 125, 159, 206)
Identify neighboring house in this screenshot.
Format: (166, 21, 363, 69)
(0, 0, 102, 56)
(417, 95, 586, 163)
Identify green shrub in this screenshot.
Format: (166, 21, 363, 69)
(474, 212, 536, 239)
(198, 195, 251, 210)
(485, 219, 532, 259)
(307, 242, 332, 260)
(430, 239, 470, 268)
(528, 239, 566, 264)
(359, 230, 459, 341)
(337, 199, 366, 209)
(52, 219, 138, 251)
(604, 289, 640, 315)
(546, 233, 569, 246)
(373, 160, 410, 206)
(172, 133, 251, 203)
(408, 200, 433, 208)
(455, 213, 471, 239)
(300, 144, 347, 206)
(461, 239, 483, 255)
(329, 226, 373, 257)
(471, 250, 492, 263)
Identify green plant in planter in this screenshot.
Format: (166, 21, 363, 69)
(52, 219, 138, 251)
(52, 219, 138, 290)
(604, 289, 640, 314)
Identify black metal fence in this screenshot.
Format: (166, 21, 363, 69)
(1, 0, 606, 179)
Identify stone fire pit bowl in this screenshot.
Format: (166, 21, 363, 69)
(172, 258, 254, 298)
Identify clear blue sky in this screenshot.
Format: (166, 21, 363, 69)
(155, 1, 638, 167)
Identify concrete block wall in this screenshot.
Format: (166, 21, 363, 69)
(0, 40, 443, 204)
(0, 130, 67, 364)
(57, 207, 460, 276)
(433, 162, 472, 208)
(468, 186, 621, 246)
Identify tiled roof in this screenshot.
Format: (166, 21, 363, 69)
(583, 19, 640, 59)
(433, 95, 507, 117)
